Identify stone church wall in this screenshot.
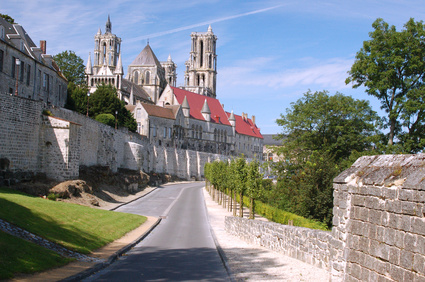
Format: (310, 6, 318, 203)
(226, 154, 425, 281)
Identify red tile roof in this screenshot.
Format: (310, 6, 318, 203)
(170, 86, 231, 125)
(227, 112, 263, 139)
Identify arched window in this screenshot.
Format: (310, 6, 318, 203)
(145, 71, 150, 84)
(199, 126, 202, 140)
(103, 42, 107, 62)
(133, 71, 139, 84)
(200, 40, 204, 67)
(191, 125, 195, 138)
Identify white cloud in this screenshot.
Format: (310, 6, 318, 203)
(219, 57, 353, 91)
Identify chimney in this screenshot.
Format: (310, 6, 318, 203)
(252, 115, 256, 125)
(40, 40, 46, 54)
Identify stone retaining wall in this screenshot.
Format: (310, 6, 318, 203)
(225, 217, 333, 269)
(226, 154, 425, 281)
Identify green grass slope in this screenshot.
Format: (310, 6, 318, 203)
(0, 187, 147, 279)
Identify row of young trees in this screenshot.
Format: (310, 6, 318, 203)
(204, 158, 262, 219)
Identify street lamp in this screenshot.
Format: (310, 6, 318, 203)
(115, 110, 118, 129)
(86, 92, 90, 117)
(15, 58, 20, 96)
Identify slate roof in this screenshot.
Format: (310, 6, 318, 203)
(129, 44, 162, 67)
(121, 79, 152, 102)
(171, 86, 230, 125)
(262, 134, 282, 146)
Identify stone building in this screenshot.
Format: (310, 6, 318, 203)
(0, 17, 67, 106)
(87, 17, 263, 161)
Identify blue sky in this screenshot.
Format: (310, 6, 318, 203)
(3, 1, 424, 134)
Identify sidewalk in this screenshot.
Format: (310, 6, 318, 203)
(203, 187, 330, 281)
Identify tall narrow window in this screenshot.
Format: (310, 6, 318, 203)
(26, 65, 31, 85)
(200, 40, 204, 67)
(11, 56, 16, 78)
(145, 71, 150, 84)
(136, 108, 141, 119)
(19, 62, 24, 82)
(0, 50, 3, 72)
(134, 71, 139, 84)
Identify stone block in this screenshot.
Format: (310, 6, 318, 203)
(384, 228, 396, 246)
(388, 246, 400, 265)
(401, 201, 419, 216)
(369, 209, 383, 225)
(388, 264, 405, 282)
(400, 250, 414, 269)
(413, 254, 425, 275)
(404, 233, 417, 252)
(412, 217, 425, 236)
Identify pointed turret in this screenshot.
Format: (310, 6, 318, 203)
(106, 15, 112, 33)
(207, 25, 213, 34)
(85, 53, 93, 75)
(201, 99, 211, 122)
(129, 86, 134, 105)
(167, 54, 172, 62)
(97, 27, 102, 35)
(229, 110, 236, 127)
(114, 52, 123, 74)
(182, 96, 190, 118)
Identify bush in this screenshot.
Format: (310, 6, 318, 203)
(95, 113, 116, 127)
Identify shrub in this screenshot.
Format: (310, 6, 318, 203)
(95, 113, 115, 127)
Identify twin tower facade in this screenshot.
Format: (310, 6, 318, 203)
(85, 16, 218, 105)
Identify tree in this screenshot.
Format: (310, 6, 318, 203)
(245, 160, 263, 219)
(95, 114, 116, 127)
(234, 157, 247, 217)
(54, 50, 86, 85)
(346, 18, 425, 151)
(275, 90, 381, 164)
(0, 14, 15, 24)
(67, 83, 136, 132)
(274, 90, 381, 227)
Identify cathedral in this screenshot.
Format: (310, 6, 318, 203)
(85, 17, 263, 160)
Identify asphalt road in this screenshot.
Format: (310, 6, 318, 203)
(84, 182, 230, 281)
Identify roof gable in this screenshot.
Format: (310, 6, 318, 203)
(228, 112, 263, 139)
(141, 103, 176, 120)
(130, 44, 162, 67)
(170, 86, 230, 125)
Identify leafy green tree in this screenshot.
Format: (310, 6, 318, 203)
(234, 157, 247, 217)
(227, 159, 237, 213)
(274, 90, 381, 227)
(65, 82, 88, 113)
(54, 50, 86, 85)
(67, 83, 136, 132)
(275, 90, 381, 164)
(245, 160, 263, 219)
(0, 14, 15, 24)
(89, 84, 136, 132)
(346, 18, 425, 151)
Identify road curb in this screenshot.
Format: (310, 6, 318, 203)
(62, 217, 162, 282)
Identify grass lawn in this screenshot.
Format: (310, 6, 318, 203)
(0, 187, 147, 279)
(0, 230, 73, 280)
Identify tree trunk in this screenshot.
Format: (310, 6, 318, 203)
(233, 191, 237, 216)
(239, 192, 243, 217)
(249, 197, 254, 219)
(229, 190, 232, 212)
(388, 118, 396, 146)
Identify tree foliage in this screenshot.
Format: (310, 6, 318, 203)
(346, 18, 425, 152)
(274, 90, 381, 227)
(0, 14, 15, 24)
(53, 50, 86, 85)
(66, 83, 136, 132)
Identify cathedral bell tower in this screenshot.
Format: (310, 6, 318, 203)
(184, 25, 217, 98)
(86, 15, 123, 96)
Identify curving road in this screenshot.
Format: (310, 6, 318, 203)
(84, 182, 230, 281)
